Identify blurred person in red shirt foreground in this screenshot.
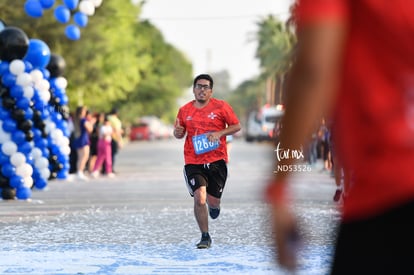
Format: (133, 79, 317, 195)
(266, 0, 414, 274)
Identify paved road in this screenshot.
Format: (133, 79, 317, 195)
(0, 139, 339, 275)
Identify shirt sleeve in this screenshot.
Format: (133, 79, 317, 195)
(295, 0, 349, 29)
(223, 102, 240, 126)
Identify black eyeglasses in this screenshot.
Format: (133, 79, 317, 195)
(194, 84, 211, 90)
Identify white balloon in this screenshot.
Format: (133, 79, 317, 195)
(16, 163, 33, 178)
(35, 79, 50, 91)
(91, 0, 103, 7)
(79, 0, 95, 16)
(40, 168, 51, 180)
(31, 148, 43, 160)
(55, 77, 68, 89)
(23, 176, 34, 188)
(58, 136, 70, 147)
(62, 145, 71, 156)
(45, 120, 56, 133)
(30, 69, 44, 84)
(35, 157, 49, 169)
(2, 141, 17, 155)
(10, 152, 26, 166)
(0, 131, 11, 143)
(39, 89, 51, 103)
(9, 60, 25, 75)
(16, 73, 32, 86)
(23, 86, 34, 99)
(51, 129, 63, 141)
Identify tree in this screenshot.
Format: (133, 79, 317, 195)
(118, 20, 193, 123)
(0, 0, 193, 124)
(223, 14, 295, 128)
(255, 15, 295, 106)
(226, 78, 267, 125)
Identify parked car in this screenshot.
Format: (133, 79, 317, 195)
(245, 105, 284, 142)
(129, 122, 151, 141)
(129, 116, 173, 141)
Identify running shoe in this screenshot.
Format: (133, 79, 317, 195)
(77, 172, 89, 181)
(196, 232, 211, 249)
(209, 207, 220, 219)
(91, 171, 99, 178)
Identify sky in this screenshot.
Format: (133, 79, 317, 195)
(140, 0, 294, 89)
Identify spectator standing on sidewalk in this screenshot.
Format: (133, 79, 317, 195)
(73, 106, 94, 181)
(174, 74, 241, 249)
(68, 111, 77, 174)
(91, 114, 115, 178)
(88, 112, 104, 174)
(266, 1, 414, 274)
(108, 108, 123, 174)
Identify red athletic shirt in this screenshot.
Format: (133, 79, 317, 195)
(176, 98, 240, 164)
(296, 0, 414, 221)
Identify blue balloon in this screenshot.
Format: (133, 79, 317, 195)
(34, 99, 45, 111)
(1, 163, 15, 178)
(60, 94, 69, 105)
(0, 62, 9, 76)
(41, 147, 50, 158)
(32, 128, 42, 139)
(53, 87, 64, 98)
(0, 20, 5, 33)
(41, 108, 50, 119)
(12, 130, 26, 145)
(27, 153, 34, 165)
(0, 153, 9, 165)
(23, 39, 51, 69)
(2, 118, 17, 132)
(57, 153, 68, 164)
(40, 0, 55, 9)
(55, 112, 63, 121)
(10, 85, 24, 99)
(24, 0, 44, 18)
(73, 12, 88, 28)
(65, 25, 81, 40)
(18, 142, 32, 155)
(35, 138, 48, 149)
(9, 175, 24, 189)
(24, 107, 34, 120)
(63, 0, 79, 10)
(54, 5, 71, 24)
(34, 177, 47, 189)
(24, 61, 33, 72)
(40, 68, 50, 79)
(0, 107, 10, 120)
(1, 73, 16, 87)
(16, 186, 32, 200)
(57, 169, 68, 179)
(16, 97, 31, 110)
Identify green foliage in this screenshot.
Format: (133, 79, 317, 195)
(0, 0, 193, 124)
(121, 20, 193, 123)
(225, 15, 295, 125)
(255, 15, 296, 77)
(226, 78, 267, 124)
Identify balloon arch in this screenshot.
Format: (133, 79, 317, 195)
(0, 0, 103, 200)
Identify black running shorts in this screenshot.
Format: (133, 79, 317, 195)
(184, 159, 228, 198)
(331, 199, 414, 275)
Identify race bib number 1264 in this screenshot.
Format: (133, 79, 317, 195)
(192, 133, 219, 155)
